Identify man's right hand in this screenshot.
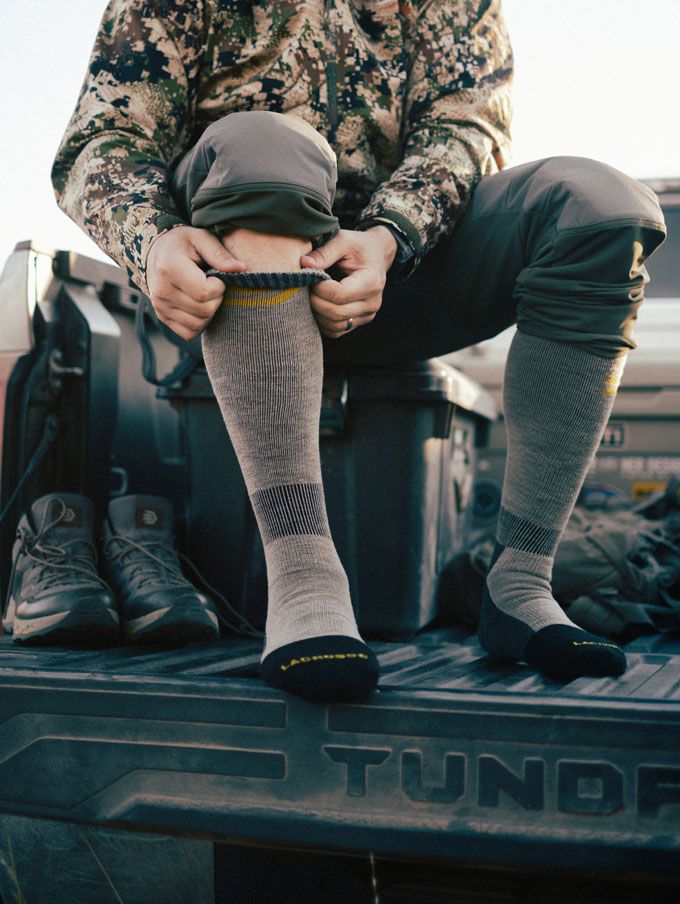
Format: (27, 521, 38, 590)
(145, 226, 246, 341)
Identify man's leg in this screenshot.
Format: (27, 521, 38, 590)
(171, 111, 379, 701)
(326, 155, 666, 680)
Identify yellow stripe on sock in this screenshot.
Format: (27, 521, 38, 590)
(223, 285, 300, 307)
(603, 358, 626, 395)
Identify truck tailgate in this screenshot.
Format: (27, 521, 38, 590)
(0, 627, 678, 877)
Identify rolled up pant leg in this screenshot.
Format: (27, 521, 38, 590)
(170, 110, 341, 247)
(325, 155, 667, 365)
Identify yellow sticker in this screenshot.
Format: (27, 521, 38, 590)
(632, 481, 667, 501)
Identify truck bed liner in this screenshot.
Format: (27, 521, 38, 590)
(0, 627, 678, 876)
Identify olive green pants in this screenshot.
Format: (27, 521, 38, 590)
(170, 110, 667, 363)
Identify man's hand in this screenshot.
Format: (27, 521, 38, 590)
(300, 226, 397, 338)
(145, 226, 246, 341)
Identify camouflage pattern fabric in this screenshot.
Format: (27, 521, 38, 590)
(51, 1, 513, 294)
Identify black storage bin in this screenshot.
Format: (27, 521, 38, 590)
(162, 360, 495, 640)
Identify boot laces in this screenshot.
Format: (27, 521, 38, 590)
(103, 533, 188, 592)
(12, 498, 110, 594)
(104, 532, 264, 639)
(3, 499, 111, 617)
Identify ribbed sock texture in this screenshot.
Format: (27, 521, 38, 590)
(201, 269, 379, 701)
(478, 332, 627, 680)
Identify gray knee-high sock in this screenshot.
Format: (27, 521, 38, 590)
(201, 268, 379, 701)
(478, 331, 627, 680)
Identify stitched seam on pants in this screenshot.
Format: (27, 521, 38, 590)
(555, 216, 667, 237)
(192, 182, 330, 204)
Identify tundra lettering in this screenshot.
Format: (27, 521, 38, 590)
(323, 747, 680, 817)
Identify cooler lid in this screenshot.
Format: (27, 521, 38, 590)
(163, 358, 496, 421)
(341, 358, 497, 421)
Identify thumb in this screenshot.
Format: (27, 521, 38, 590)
(301, 234, 346, 270)
(191, 229, 244, 271)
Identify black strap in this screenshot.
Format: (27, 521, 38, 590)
(134, 296, 200, 388)
(0, 415, 60, 529)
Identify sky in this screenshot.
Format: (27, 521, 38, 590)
(0, 0, 678, 269)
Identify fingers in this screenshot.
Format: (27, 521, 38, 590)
(147, 225, 245, 302)
(157, 285, 222, 323)
(190, 228, 247, 273)
(300, 232, 350, 271)
(151, 259, 226, 340)
(309, 269, 385, 339)
(164, 288, 223, 321)
(312, 269, 385, 305)
(310, 294, 380, 323)
(155, 269, 230, 336)
(314, 309, 376, 339)
(302, 228, 391, 338)
(146, 226, 247, 341)
(169, 254, 227, 303)
(155, 306, 213, 342)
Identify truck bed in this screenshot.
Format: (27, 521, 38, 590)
(2, 245, 679, 887)
(1, 626, 678, 878)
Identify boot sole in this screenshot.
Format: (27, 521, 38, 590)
(10, 597, 120, 646)
(124, 605, 220, 646)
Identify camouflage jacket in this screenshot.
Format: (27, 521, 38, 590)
(51, 0, 513, 293)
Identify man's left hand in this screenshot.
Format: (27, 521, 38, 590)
(300, 226, 397, 339)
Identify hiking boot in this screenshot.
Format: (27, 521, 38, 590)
(3, 493, 119, 645)
(102, 495, 220, 645)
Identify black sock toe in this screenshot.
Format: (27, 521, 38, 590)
(523, 624, 626, 681)
(260, 635, 380, 702)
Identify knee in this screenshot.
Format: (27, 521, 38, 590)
(518, 155, 666, 298)
(532, 156, 665, 234)
(200, 110, 337, 191)
(514, 158, 667, 357)
(171, 110, 339, 246)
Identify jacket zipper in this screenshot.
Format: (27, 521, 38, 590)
(324, 0, 338, 137)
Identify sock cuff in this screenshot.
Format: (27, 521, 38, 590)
(496, 506, 560, 558)
(206, 267, 330, 288)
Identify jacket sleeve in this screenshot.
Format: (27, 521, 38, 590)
(355, 0, 513, 279)
(51, 0, 206, 294)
